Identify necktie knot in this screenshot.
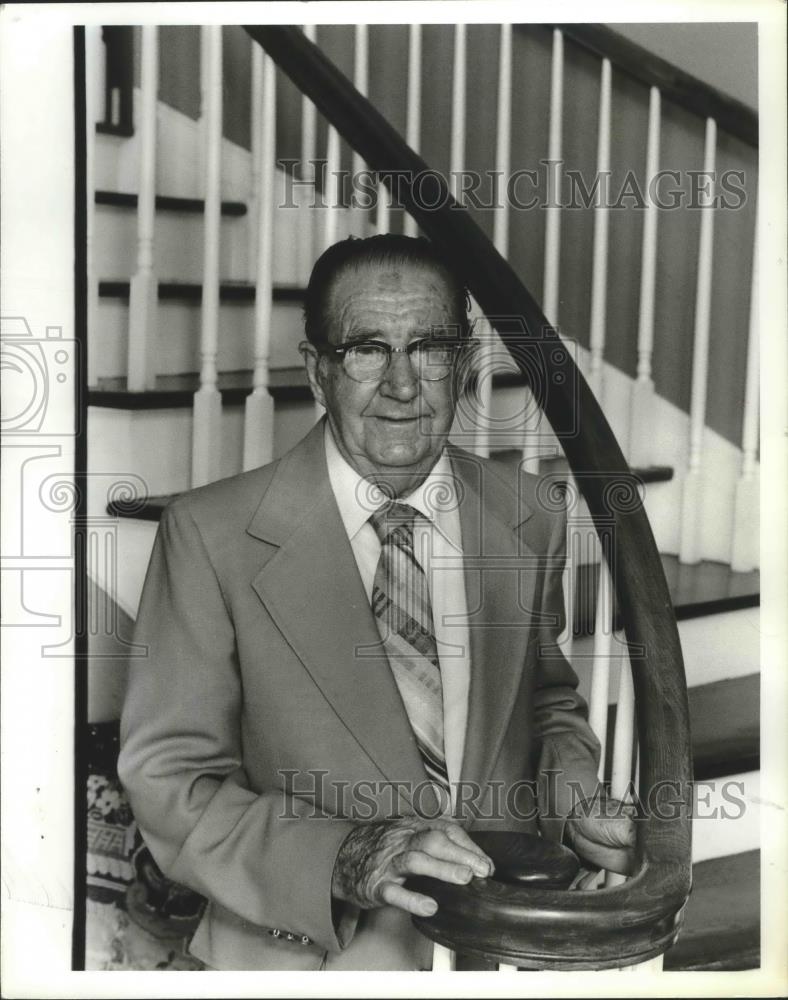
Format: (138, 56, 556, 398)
(368, 502, 420, 549)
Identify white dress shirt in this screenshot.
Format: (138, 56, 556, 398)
(324, 425, 471, 805)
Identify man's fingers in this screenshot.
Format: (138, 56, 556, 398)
(421, 825, 494, 877)
(570, 829, 636, 875)
(392, 848, 474, 885)
(379, 880, 438, 917)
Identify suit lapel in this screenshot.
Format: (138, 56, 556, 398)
(247, 421, 428, 810)
(449, 449, 538, 796)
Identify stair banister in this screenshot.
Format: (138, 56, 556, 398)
(629, 85, 662, 469)
(245, 23, 692, 969)
(679, 117, 718, 565)
(403, 24, 422, 240)
(127, 24, 158, 392)
(191, 25, 224, 489)
(243, 48, 276, 472)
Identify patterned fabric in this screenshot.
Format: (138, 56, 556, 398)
(369, 502, 450, 807)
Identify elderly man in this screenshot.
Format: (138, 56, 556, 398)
(119, 234, 634, 971)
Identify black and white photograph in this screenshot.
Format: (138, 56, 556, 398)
(1, 1, 786, 995)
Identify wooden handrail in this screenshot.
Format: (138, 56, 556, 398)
(550, 23, 758, 148)
(244, 24, 692, 968)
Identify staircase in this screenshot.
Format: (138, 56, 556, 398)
(83, 22, 760, 971)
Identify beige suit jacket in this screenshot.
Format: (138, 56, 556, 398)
(118, 419, 600, 970)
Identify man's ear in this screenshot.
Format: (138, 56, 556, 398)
(300, 341, 328, 409)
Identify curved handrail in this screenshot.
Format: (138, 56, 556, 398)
(550, 24, 758, 148)
(244, 24, 693, 968)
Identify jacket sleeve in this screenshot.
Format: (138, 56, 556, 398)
(530, 502, 602, 842)
(118, 500, 358, 953)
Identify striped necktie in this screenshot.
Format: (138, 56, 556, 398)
(368, 502, 450, 810)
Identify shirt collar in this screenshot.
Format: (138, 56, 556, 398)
(324, 423, 462, 550)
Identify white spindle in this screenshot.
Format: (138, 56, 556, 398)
(432, 943, 455, 970)
(301, 25, 317, 177)
(588, 59, 612, 400)
(248, 44, 264, 281)
(604, 651, 635, 891)
(403, 24, 422, 238)
(324, 125, 341, 248)
(243, 52, 276, 471)
(588, 538, 614, 777)
(522, 28, 563, 472)
(300, 25, 318, 276)
(352, 25, 368, 182)
(629, 87, 662, 467)
(127, 25, 158, 391)
(472, 316, 493, 458)
(472, 24, 512, 459)
(561, 476, 580, 665)
(85, 26, 101, 387)
(730, 210, 760, 572)
(493, 24, 512, 256)
(450, 24, 466, 201)
(191, 26, 223, 488)
(679, 117, 717, 564)
(543, 28, 564, 326)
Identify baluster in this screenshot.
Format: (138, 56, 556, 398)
(191, 26, 223, 488)
(300, 25, 318, 277)
(472, 24, 512, 459)
(323, 124, 341, 248)
(248, 43, 263, 281)
(543, 28, 563, 326)
(450, 24, 466, 202)
(403, 24, 422, 238)
(588, 538, 613, 779)
(523, 28, 563, 472)
(432, 942, 456, 970)
(730, 209, 759, 572)
(679, 117, 717, 564)
(629, 87, 662, 467)
(85, 25, 101, 387)
(588, 58, 612, 401)
(561, 474, 579, 665)
(243, 51, 276, 471)
(127, 25, 158, 391)
(604, 653, 636, 888)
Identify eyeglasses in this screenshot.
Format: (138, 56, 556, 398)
(308, 336, 473, 383)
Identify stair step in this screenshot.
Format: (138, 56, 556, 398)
(662, 850, 759, 970)
(572, 556, 759, 635)
(603, 673, 758, 782)
(95, 190, 247, 217)
(98, 280, 305, 304)
(88, 369, 311, 408)
(490, 449, 674, 486)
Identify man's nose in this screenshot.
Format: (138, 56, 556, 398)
(379, 350, 419, 399)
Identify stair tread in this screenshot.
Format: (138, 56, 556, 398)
(88, 369, 310, 407)
(98, 279, 305, 302)
(490, 449, 673, 485)
(604, 673, 758, 782)
(663, 850, 760, 970)
(95, 190, 247, 217)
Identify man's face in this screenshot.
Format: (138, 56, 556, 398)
(304, 260, 461, 495)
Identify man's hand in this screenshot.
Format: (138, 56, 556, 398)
(331, 817, 494, 917)
(565, 798, 637, 876)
